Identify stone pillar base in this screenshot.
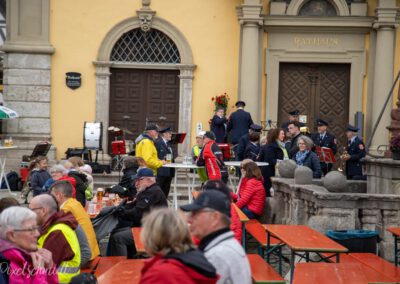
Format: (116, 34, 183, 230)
(365, 157, 400, 194)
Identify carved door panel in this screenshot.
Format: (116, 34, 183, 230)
(278, 63, 312, 126)
(317, 64, 350, 149)
(109, 68, 180, 150)
(278, 63, 350, 149)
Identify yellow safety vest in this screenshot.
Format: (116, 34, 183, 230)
(192, 145, 208, 182)
(38, 223, 81, 283)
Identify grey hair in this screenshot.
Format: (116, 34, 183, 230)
(49, 164, 66, 174)
(34, 194, 58, 214)
(297, 135, 314, 149)
(0, 207, 37, 239)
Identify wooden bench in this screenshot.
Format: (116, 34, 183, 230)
(231, 203, 249, 249)
(132, 227, 146, 255)
(81, 256, 126, 277)
(321, 252, 400, 281)
(247, 254, 285, 284)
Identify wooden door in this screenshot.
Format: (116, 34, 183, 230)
(278, 63, 350, 148)
(109, 68, 180, 149)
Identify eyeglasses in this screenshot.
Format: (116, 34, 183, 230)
(13, 226, 40, 233)
(298, 142, 306, 146)
(29, 207, 43, 211)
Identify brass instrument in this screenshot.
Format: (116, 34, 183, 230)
(338, 146, 350, 172)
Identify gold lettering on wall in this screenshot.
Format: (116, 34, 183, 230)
(293, 37, 339, 48)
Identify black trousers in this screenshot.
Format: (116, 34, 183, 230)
(320, 163, 333, 176)
(156, 176, 173, 198)
(108, 227, 136, 258)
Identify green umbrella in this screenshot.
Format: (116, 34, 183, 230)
(0, 105, 19, 119)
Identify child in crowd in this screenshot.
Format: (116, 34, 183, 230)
(29, 156, 51, 196)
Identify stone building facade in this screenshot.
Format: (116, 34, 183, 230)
(1, 0, 400, 167)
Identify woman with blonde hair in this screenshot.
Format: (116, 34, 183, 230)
(139, 208, 218, 284)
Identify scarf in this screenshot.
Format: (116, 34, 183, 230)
(295, 150, 309, 166)
(277, 140, 289, 159)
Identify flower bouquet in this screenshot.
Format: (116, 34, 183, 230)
(211, 93, 230, 115)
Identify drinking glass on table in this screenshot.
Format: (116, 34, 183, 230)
(96, 188, 104, 202)
(166, 153, 172, 163)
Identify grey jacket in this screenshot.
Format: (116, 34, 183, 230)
(204, 231, 251, 284)
(76, 224, 92, 267)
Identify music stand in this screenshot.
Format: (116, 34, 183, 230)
(22, 142, 52, 162)
(111, 140, 126, 181)
(217, 143, 232, 160)
(315, 146, 336, 174)
(170, 133, 186, 145)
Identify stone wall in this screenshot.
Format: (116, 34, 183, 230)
(2, 53, 56, 170)
(271, 178, 400, 260)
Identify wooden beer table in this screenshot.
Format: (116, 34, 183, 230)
(387, 227, 400, 266)
(293, 263, 398, 284)
(97, 259, 144, 283)
(263, 225, 348, 283)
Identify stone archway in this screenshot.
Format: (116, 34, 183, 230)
(287, 0, 350, 16)
(94, 15, 195, 156)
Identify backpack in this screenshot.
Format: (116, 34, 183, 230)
(1, 171, 21, 191)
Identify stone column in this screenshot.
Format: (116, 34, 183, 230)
(370, 0, 399, 152)
(237, 0, 263, 122)
(1, 0, 55, 168)
(94, 61, 112, 154)
(178, 64, 195, 157)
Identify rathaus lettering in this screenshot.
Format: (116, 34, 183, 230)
(294, 37, 339, 48)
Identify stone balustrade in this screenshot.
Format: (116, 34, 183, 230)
(271, 177, 400, 260)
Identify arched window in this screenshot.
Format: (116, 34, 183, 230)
(110, 28, 181, 63)
(299, 0, 337, 16)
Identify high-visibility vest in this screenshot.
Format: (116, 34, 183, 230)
(192, 145, 208, 182)
(38, 223, 81, 283)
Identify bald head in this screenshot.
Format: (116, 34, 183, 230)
(29, 194, 58, 225)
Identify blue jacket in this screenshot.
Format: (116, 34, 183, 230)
(226, 109, 253, 144)
(312, 131, 337, 155)
(155, 137, 175, 178)
(345, 136, 366, 178)
(210, 115, 227, 143)
(30, 169, 51, 196)
(293, 151, 322, 178)
(236, 133, 249, 161)
(244, 142, 260, 161)
(0, 253, 8, 284)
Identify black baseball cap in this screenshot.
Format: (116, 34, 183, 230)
(316, 119, 328, 126)
(180, 190, 231, 217)
(145, 123, 159, 131)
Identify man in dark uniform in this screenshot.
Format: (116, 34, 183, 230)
(342, 124, 366, 180)
(312, 119, 337, 175)
(235, 124, 262, 161)
(281, 109, 305, 132)
(155, 127, 175, 198)
(285, 121, 302, 159)
(226, 100, 253, 146)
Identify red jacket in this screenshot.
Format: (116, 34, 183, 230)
(196, 140, 227, 181)
(234, 177, 266, 216)
(140, 251, 218, 284)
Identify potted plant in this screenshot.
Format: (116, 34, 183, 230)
(390, 134, 400, 160)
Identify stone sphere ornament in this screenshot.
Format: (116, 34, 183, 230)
(294, 166, 313, 184)
(323, 171, 347, 192)
(277, 159, 297, 178)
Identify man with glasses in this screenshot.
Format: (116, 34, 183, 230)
(108, 167, 168, 257)
(29, 194, 82, 283)
(181, 190, 251, 284)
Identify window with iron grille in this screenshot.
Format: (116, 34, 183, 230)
(110, 28, 181, 64)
